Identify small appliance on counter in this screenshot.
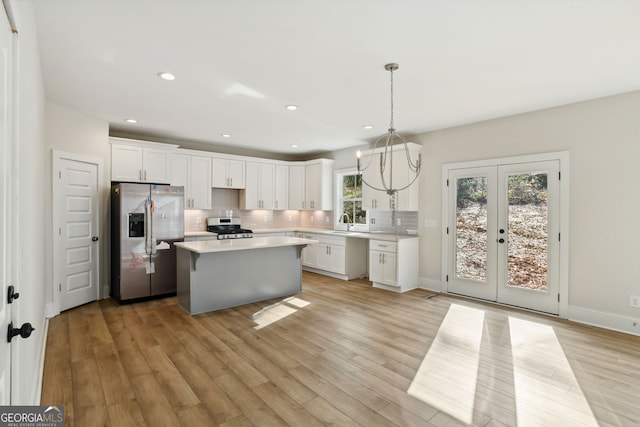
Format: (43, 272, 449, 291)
(111, 183, 184, 302)
(207, 217, 253, 239)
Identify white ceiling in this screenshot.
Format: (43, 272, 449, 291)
(31, 0, 640, 156)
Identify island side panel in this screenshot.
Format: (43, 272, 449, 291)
(176, 247, 193, 313)
(177, 245, 304, 315)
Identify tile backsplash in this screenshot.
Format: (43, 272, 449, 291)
(183, 189, 333, 231)
(184, 188, 415, 234)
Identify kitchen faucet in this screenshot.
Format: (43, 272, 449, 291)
(340, 212, 352, 231)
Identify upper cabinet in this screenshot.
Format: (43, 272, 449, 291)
(212, 157, 245, 189)
(171, 151, 212, 210)
(241, 161, 275, 210)
(288, 159, 334, 210)
(288, 165, 306, 210)
(305, 159, 334, 210)
(110, 138, 177, 184)
(361, 142, 421, 211)
(274, 164, 289, 211)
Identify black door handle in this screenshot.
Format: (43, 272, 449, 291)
(7, 322, 34, 343)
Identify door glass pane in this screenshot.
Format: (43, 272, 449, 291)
(507, 173, 548, 292)
(455, 177, 488, 281)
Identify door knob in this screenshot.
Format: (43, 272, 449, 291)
(7, 322, 35, 343)
(92, 236, 99, 242)
(498, 238, 505, 243)
(499, 229, 505, 234)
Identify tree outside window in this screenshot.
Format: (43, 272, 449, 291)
(340, 173, 366, 226)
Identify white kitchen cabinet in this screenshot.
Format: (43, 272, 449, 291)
(305, 159, 333, 210)
(369, 238, 419, 293)
(274, 164, 289, 210)
(288, 165, 306, 210)
(171, 152, 212, 209)
(302, 233, 366, 280)
(288, 159, 334, 210)
(369, 241, 398, 287)
(212, 157, 245, 189)
(301, 233, 317, 266)
(241, 161, 275, 210)
(111, 138, 177, 183)
(362, 160, 387, 210)
(360, 143, 421, 211)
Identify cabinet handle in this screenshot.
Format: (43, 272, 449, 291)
(144, 170, 147, 181)
(382, 253, 385, 264)
(230, 177, 233, 187)
(275, 200, 278, 209)
(139, 170, 143, 181)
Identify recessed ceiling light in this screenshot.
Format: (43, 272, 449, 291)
(291, 144, 298, 148)
(157, 72, 176, 81)
(285, 105, 298, 111)
(363, 125, 374, 130)
(125, 118, 137, 124)
(221, 133, 231, 138)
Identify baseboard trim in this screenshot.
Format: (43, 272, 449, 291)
(44, 302, 57, 319)
(34, 318, 49, 405)
(419, 277, 443, 292)
(568, 305, 640, 337)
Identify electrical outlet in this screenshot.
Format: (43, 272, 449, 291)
(195, 217, 202, 225)
(631, 295, 640, 308)
(325, 216, 330, 223)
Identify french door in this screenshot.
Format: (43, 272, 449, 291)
(446, 160, 560, 314)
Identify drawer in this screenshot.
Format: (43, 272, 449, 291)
(370, 240, 397, 252)
(316, 235, 345, 246)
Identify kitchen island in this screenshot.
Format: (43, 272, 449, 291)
(174, 236, 316, 314)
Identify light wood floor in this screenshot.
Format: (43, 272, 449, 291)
(41, 272, 640, 426)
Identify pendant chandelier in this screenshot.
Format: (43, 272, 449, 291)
(357, 63, 421, 207)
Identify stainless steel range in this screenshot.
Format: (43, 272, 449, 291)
(207, 217, 253, 239)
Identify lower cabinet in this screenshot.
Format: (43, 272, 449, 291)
(301, 233, 367, 280)
(369, 238, 419, 293)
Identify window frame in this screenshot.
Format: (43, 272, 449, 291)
(334, 168, 369, 232)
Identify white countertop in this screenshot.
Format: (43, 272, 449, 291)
(175, 236, 317, 254)
(184, 228, 419, 242)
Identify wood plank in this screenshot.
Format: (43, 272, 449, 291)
(41, 271, 640, 427)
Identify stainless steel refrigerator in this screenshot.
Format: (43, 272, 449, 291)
(111, 183, 184, 302)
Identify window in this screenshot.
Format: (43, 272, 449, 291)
(335, 170, 368, 231)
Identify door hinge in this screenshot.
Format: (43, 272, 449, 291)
(446, 275, 449, 282)
(558, 233, 561, 241)
(558, 293, 560, 302)
(58, 171, 61, 179)
(446, 227, 449, 234)
(558, 171, 561, 180)
(59, 283, 61, 292)
(59, 227, 61, 236)
(446, 179, 449, 186)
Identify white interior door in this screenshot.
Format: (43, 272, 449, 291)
(0, 6, 13, 404)
(446, 161, 560, 315)
(54, 154, 100, 311)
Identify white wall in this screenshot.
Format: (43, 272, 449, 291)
(10, 0, 47, 404)
(415, 90, 640, 333)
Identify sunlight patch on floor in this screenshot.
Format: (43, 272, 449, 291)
(407, 304, 485, 424)
(508, 317, 598, 426)
(252, 297, 311, 330)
